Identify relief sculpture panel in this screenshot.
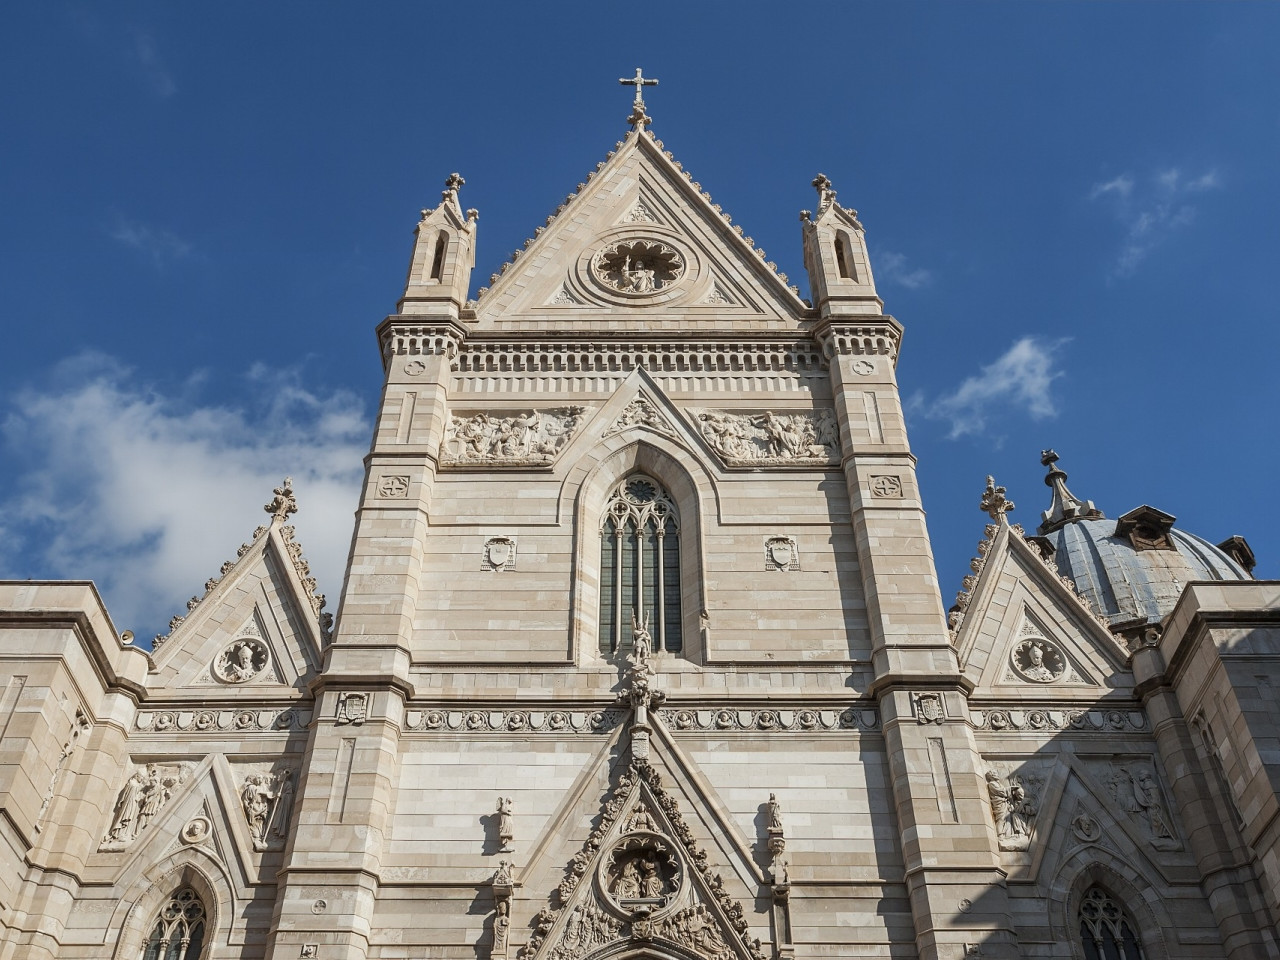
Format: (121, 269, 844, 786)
(691, 408, 839, 466)
(442, 407, 587, 466)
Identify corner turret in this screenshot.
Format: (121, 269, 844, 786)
(800, 174, 882, 316)
(398, 172, 479, 316)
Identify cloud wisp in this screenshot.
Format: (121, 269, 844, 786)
(915, 337, 1066, 440)
(875, 250, 933, 289)
(131, 30, 177, 98)
(110, 217, 192, 266)
(1090, 167, 1221, 276)
(0, 354, 369, 643)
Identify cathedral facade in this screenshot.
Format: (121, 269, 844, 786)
(1, 91, 1278, 960)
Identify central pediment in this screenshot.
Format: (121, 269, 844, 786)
(471, 128, 809, 330)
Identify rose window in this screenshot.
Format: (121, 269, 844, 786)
(591, 239, 684, 295)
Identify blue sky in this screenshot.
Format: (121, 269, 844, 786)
(2, 3, 1276, 643)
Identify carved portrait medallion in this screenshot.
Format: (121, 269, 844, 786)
(590, 238, 685, 296)
(213, 637, 269, 684)
(1010, 638, 1066, 683)
(597, 831, 684, 919)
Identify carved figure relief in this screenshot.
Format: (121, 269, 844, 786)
(1106, 763, 1177, 847)
(693, 409, 839, 465)
(601, 834, 681, 910)
(101, 763, 189, 850)
(764, 536, 799, 572)
(983, 767, 1040, 851)
(239, 769, 295, 851)
(482, 536, 518, 571)
(180, 816, 211, 845)
(591, 239, 684, 295)
(213, 637, 269, 684)
(442, 407, 586, 465)
(605, 396, 676, 438)
(1009, 638, 1066, 683)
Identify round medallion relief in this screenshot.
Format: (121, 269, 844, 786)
(590, 238, 685, 296)
(1010, 638, 1065, 683)
(213, 637, 269, 684)
(596, 831, 684, 919)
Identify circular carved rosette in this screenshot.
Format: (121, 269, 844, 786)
(590, 238, 685, 297)
(596, 831, 684, 921)
(213, 637, 269, 684)
(1010, 638, 1066, 683)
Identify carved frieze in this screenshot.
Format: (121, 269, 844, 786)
(442, 407, 586, 466)
(399, 705, 877, 734)
(692, 409, 839, 466)
(100, 762, 191, 850)
(404, 709, 623, 734)
(135, 707, 309, 733)
(970, 707, 1145, 733)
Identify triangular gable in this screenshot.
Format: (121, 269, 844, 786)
(954, 521, 1130, 694)
(474, 128, 806, 327)
(96, 753, 293, 894)
(147, 508, 325, 696)
(520, 756, 766, 960)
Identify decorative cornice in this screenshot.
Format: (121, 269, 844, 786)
(814, 321, 902, 363)
(136, 706, 311, 732)
(970, 705, 1147, 734)
(398, 705, 878, 734)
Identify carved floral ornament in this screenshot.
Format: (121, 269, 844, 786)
(590, 238, 685, 296)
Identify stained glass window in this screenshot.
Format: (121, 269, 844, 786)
(599, 475, 681, 653)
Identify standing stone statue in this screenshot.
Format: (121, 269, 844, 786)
(767, 793, 784, 832)
(497, 796, 515, 852)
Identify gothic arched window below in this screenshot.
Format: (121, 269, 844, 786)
(599, 475, 681, 654)
(1078, 886, 1144, 960)
(141, 887, 207, 960)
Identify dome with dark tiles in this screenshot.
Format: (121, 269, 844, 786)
(1030, 451, 1254, 633)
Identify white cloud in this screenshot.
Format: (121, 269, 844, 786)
(0, 354, 369, 644)
(1090, 167, 1221, 276)
(131, 30, 177, 98)
(110, 218, 192, 266)
(876, 250, 933, 289)
(918, 337, 1066, 439)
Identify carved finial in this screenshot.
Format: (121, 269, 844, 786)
(619, 67, 659, 128)
(980, 476, 1015, 524)
(444, 172, 465, 192)
(265, 477, 298, 523)
(812, 173, 837, 210)
(465, 207, 479, 223)
(799, 209, 812, 222)
(1037, 450, 1104, 535)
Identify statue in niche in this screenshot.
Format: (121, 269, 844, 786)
(242, 775, 272, 847)
(239, 769, 297, 850)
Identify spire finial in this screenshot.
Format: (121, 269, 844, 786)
(619, 67, 659, 128)
(265, 477, 298, 524)
(980, 476, 1016, 524)
(812, 173, 838, 211)
(441, 172, 465, 203)
(1037, 450, 1104, 535)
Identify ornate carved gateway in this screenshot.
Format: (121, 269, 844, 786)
(0, 71, 1276, 960)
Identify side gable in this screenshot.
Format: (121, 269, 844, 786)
(472, 128, 809, 330)
(146, 481, 326, 698)
(954, 519, 1131, 696)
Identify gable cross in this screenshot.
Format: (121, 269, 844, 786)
(619, 68, 659, 127)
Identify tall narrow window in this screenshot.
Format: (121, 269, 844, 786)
(142, 888, 207, 960)
(1078, 887, 1144, 960)
(835, 233, 856, 280)
(598, 475, 681, 654)
(429, 230, 448, 281)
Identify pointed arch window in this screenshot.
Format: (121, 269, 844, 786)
(599, 475, 681, 654)
(835, 232, 856, 280)
(1078, 887, 1144, 960)
(141, 888, 207, 960)
(430, 230, 448, 281)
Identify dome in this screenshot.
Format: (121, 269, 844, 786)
(1032, 452, 1252, 631)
